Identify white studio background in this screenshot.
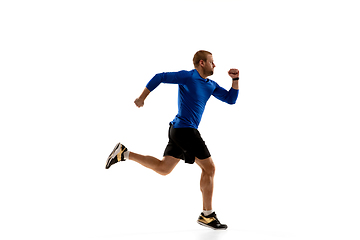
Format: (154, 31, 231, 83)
(1, 0, 359, 240)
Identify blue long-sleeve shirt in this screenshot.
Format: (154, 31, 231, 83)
(146, 69, 239, 129)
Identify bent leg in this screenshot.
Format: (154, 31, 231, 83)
(129, 152, 180, 176)
(196, 157, 216, 211)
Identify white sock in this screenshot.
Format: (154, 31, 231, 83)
(203, 210, 214, 216)
(124, 150, 130, 160)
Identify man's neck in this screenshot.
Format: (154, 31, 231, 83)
(195, 68, 208, 79)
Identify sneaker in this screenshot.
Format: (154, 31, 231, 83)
(197, 212, 228, 230)
(105, 142, 128, 169)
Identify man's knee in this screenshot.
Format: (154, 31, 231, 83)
(205, 164, 215, 176)
(158, 167, 172, 176)
(158, 156, 180, 176)
(197, 157, 216, 176)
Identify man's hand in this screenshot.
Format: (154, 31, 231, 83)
(134, 87, 151, 108)
(228, 68, 240, 90)
(134, 98, 144, 108)
(228, 68, 239, 79)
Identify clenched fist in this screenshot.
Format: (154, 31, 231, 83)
(228, 69, 239, 79)
(134, 98, 144, 108)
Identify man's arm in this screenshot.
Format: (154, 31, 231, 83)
(212, 68, 240, 104)
(134, 87, 150, 108)
(134, 70, 189, 108)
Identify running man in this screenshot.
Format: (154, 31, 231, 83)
(106, 50, 239, 230)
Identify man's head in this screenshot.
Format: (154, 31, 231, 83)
(193, 50, 216, 78)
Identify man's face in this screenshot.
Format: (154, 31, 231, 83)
(203, 54, 216, 76)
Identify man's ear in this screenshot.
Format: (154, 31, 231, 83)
(199, 59, 205, 67)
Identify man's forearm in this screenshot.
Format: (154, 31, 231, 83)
(139, 87, 151, 100)
(232, 79, 239, 90)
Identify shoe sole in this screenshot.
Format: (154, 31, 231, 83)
(105, 142, 121, 169)
(197, 221, 227, 230)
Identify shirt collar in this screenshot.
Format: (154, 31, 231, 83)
(193, 69, 209, 82)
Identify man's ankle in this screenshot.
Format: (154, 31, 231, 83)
(203, 210, 214, 216)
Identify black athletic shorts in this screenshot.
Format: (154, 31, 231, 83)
(163, 124, 211, 164)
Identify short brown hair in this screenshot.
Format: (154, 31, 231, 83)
(193, 50, 212, 67)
